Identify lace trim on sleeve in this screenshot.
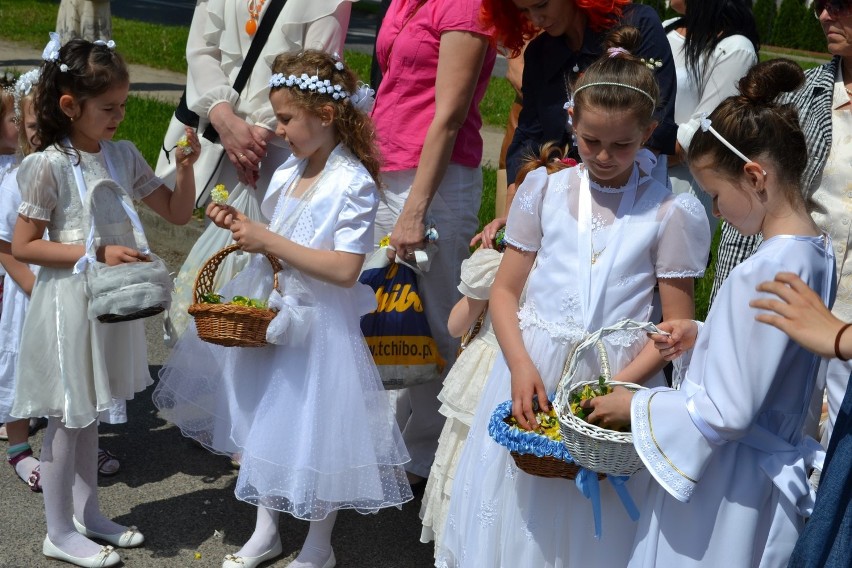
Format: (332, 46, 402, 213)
(17, 201, 52, 221)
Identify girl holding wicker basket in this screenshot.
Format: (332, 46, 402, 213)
(584, 59, 836, 568)
(435, 27, 711, 568)
(153, 50, 412, 568)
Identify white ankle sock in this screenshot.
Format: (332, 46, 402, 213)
(293, 511, 337, 566)
(7, 442, 39, 484)
(235, 506, 280, 558)
(41, 419, 104, 559)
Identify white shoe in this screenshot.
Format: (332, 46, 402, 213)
(222, 538, 283, 568)
(42, 535, 121, 568)
(286, 548, 336, 568)
(73, 517, 145, 548)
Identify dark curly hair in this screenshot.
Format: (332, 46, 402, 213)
(269, 50, 382, 186)
(34, 38, 129, 158)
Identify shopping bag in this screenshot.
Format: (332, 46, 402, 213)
(359, 250, 445, 389)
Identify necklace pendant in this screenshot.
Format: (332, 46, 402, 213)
(246, 18, 257, 36)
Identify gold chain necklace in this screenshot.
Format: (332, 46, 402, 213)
(246, 0, 266, 36)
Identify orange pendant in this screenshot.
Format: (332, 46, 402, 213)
(245, 18, 257, 36)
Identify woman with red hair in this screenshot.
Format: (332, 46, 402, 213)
(476, 0, 678, 247)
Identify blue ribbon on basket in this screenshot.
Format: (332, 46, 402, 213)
(575, 469, 640, 539)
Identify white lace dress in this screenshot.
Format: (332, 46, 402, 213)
(0, 154, 20, 421)
(420, 247, 502, 547)
(435, 163, 711, 568)
(153, 146, 413, 520)
(11, 142, 161, 428)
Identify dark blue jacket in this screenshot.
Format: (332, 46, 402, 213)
(506, 4, 677, 184)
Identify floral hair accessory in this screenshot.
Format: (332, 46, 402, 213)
(42, 32, 62, 63)
(573, 82, 656, 108)
(607, 47, 630, 58)
(561, 157, 578, 167)
(269, 72, 350, 100)
(93, 39, 116, 50)
(350, 83, 376, 113)
(699, 113, 766, 175)
(332, 52, 345, 71)
(13, 68, 40, 119)
(641, 57, 663, 70)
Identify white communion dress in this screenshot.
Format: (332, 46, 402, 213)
(629, 234, 835, 568)
(435, 162, 711, 568)
(12, 142, 159, 428)
(154, 145, 413, 519)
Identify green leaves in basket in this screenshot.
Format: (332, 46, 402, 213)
(199, 294, 268, 309)
(569, 375, 613, 422)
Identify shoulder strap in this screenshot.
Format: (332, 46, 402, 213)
(202, 0, 287, 141)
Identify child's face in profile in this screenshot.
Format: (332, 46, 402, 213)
(62, 81, 129, 152)
(0, 103, 17, 154)
(690, 155, 764, 236)
(21, 99, 38, 150)
(270, 88, 335, 161)
(571, 105, 655, 188)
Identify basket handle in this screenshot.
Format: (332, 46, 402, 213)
(192, 243, 284, 304)
(559, 319, 663, 390)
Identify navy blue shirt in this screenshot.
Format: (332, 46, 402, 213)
(506, 4, 677, 184)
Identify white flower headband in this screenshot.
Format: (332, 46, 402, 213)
(699, 113, 766, 175)
(13, 68, 40, 119)
(41, 32, 116, 73)
(268, 73, 376, 112)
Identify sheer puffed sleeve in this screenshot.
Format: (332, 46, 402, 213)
(654, 192, 711, 279)
(113, 141, 163, 200)
(333, 167, 379, 255)
(16, 153, 59, 221)
(0, 172, 21, 242)
(504, 166, 548, 252)
(458, 248, 502, 300)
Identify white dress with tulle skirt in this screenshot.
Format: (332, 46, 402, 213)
(435, 162, 711, 568)
(153, 146, 413, 520)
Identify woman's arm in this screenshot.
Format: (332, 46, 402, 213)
(751, 271, 850, 359)
(448, 296, 488, 338)
(0, 240, 35, 296)
(388, 30, 489, 259)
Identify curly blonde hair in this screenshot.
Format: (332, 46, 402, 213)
(270, 50, 382, 185)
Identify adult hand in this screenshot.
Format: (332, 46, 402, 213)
(206, 202, 246, 230)
(387, 208, 426, 263)
(470, 217, 507, 249)
(208, 104, 267, 187)
(584, 386, 633, 431)
(511, 361, 549, 431)
(650, 319, 697, 361)
(751, 271, 843, 359)
(98, 245, 149, 266)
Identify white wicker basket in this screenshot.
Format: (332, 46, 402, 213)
(554, 320, 655, 477)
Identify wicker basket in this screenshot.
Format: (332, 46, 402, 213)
(188, 244, 283, 347)
(554, 321, 653, 477)
(488, 400, 602, 481)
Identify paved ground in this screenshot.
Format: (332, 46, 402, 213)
(0, 13, 511, 567)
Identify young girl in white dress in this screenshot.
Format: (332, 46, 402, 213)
(419, 146, 570, 549)
(0, 69, 42, 492)
(587, 59, 836, 568)
(435, 27, 712, 568)
(153, 50, 412, 568)
(12, 37, 200, 567)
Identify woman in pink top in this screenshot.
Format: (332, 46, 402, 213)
(371, 0, 496, 487)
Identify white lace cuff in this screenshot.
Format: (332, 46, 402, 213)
(17, 201, 51, 221)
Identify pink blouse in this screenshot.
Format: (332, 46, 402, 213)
(372, 0, 496, 172)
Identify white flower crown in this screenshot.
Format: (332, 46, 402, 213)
(40, 32, 116, 74)
(269, 73, 350, 99)
(13, 68, 40, 119)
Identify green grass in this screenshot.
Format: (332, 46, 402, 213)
(115, 96, 178, 166)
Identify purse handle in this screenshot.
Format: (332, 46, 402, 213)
(64, 141, 152, 274)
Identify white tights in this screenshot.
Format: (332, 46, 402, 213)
(41, 418, 127, 557)
(237, 506, 337, 566)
